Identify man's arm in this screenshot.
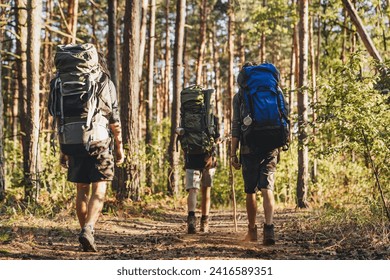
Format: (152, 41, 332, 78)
(231, 136, 239, 156)
(231, 136, 241, 170)
(231, 93, 242, 170)
(109, 122, 124, 165)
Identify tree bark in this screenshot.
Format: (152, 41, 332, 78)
(107, 0, 118, 88)
(118, 0, 141, 200)
(0, 5, 7, 200)
(288, 23, 297, 143)
(25, 0, 42, 201)
(164, 0, 171, 120)
(195, 0, 208, 85)
(342, 0, 383, 62)
(309, 13, 318, 182)
(211, 27, 225, 165)
(41, 0, 53, 143)
(66, 0, 78, 44)
(16, 0, 28, 179)
(259, 0, 267, 63)
(227, 0, 234, 136)
(340, 8, 347, 63)
(145, 0, 156, 188)
(139, 0, 148, 74)
(239, 32, 245, 66)
(167, 0, 186, 195)
(297, 0, 309, 208)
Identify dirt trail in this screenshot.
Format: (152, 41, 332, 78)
(0, 207, 389, 260)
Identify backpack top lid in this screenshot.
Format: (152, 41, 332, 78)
(54, 43, 99, 74)
(237, 63, 280, 91)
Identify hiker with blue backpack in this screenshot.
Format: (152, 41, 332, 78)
(49, 44, 124, 252)
(177, 85, 220, 234)
(231, 62, 289, 245)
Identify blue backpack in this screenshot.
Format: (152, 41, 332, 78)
(237, 63, 290, 152)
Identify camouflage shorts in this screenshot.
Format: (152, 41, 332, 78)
(241, 149, 279, 194)
(67, 149, 114, 183)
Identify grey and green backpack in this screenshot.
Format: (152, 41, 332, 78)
(177, 85, 217, 155)
(48, 43, 112, 156)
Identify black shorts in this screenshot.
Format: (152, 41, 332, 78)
(67, 149, 114, 183)
(184, 153, 208, 170)
(241, 149, 278, 194)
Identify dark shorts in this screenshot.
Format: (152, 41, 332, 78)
(184, 153, 216, 189)
(184, 154, 207, 170)
(67, 149, 114, 183)
(241, 149, 279, 194)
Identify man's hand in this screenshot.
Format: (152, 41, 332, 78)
(205, 155, 217, 169)
(231, 155, 241, 170)
(109, 122, 124, 166)
(115, 145, 125, 165)
(60, 153, 68, 169)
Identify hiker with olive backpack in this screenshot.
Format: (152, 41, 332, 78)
(176, 85, 220, 234)
(231, 62, 290, 245)
(48, 43, 124, 252)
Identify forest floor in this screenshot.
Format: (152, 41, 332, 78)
(0, 201, 389, 260)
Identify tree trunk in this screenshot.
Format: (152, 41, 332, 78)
(239, 32, 245, 66)
(107, 0, 118, 88)
(145, 0, 156, 188)
(316, 12, 321, 75)
(164, 0, 171, 120)
(288, 23, 297, 143)
(16, 0, 28, 180)
(12, 71, 19, 153)
(211, 27, 225, 165)
(118, 0, 141, 200)
(259, 0, 267, 63)
(0, 6, 7, 200)
(91, 3, 97, 45)
(309, 13, 318, 182)
(139, 0, 148, 74)
(138, 0, 148, 145)
(340, 8, 347, 63)
(25, 0, 42, 201)
(342, 0, 383, 62)
(297, 0, 309, 208)
(183, 25, 190, 87)
(66, 0, 78, 44)
(167, 0, 186, 195)
(227, 0, 234, 136)
(41, 0, 53, 144)
(195, 0, 208, 85)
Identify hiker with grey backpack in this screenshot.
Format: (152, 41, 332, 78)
(231, 62, 290, 245)
(48, 44, 124, 252)
(176, 85, 220, 234)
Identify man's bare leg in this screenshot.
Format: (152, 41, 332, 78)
(78, 181, 107, 252)
(84, 181, 107, 229)
(76, 183, 90, 228)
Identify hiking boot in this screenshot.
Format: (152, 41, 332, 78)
(244, 225, 257, 241)
(200, 217, 209, 233)
(187, 215, 196, 234)
(263, 223, 275, 246)
(79, 226, 98, 252)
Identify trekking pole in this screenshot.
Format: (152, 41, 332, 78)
(228, 136, 238, 232)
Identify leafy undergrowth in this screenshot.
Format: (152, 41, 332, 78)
(0, 200, 389, 260)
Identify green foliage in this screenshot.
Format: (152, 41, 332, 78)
(212, 163, 246, 207)
(316, 52, 388, 166)
(314, 52, 389, 211)
(145, 118, 172, 193)
(1, 135, 75, 217)
(274, 145, 298, 206)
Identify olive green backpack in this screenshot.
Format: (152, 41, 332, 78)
(177, 85, 217, 155)
(48, 43, 112, 156)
